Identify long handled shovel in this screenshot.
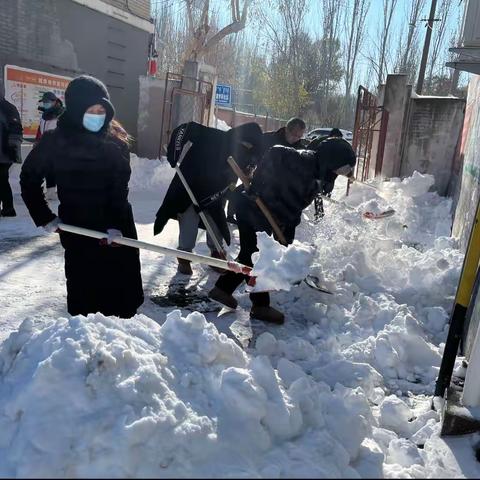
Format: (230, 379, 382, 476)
(319, 194, 395, 219)
(57, 223, 251, 275)
(175, 140, 227, 258)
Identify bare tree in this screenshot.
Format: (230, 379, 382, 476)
(398, 0, 427, 75)
(343, 0, 370, 121)
(425, 0, 454, 92)
(184, 0, 251, 60)
(320, 0, 344, 119)
(376, 0, 399, 86)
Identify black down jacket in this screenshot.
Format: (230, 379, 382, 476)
(232, 140, 357, 243)
(20, 114, 144, 318)
(154, 121, 263, 244)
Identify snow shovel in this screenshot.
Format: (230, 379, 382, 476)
(174, 140, 228, 259)
(56, 223, 332, 294)
(57, 223, 251, 275)
(319, 194, 395, 219)
(227, 156, 333, 295)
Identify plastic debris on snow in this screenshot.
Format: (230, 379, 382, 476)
(249, 232, 316, 292)
(0, 312, 382, 478)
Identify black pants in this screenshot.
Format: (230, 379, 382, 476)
(215, 220, 270, 307)
(0, 163, 13, 211)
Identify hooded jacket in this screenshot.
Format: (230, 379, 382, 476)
(154, 121, 263, 244)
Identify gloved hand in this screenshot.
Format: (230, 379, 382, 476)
(43, 217, 61, 233)
(100, 228, 122, 246)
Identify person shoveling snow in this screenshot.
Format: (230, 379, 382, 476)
(208, 141, 356, 324)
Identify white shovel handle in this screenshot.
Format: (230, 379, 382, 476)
(57, 223, 252, 276)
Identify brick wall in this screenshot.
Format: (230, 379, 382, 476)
(399, 97, 465, 195)
(0, 0, 150, 141)
(101, 0, 151, 20)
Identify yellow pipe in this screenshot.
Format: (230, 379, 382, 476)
(456, 199, 480, 308)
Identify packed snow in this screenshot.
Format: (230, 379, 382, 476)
(1, 157, 479, 478)
(250, 232, 316, 292)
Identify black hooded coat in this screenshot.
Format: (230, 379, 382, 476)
(153, 121, 263, 244)
(20, 75, 144, 318)
(231, 138, 357, 243)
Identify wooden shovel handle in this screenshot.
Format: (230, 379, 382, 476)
(227, 156, 288, 246)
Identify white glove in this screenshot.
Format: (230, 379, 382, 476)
(106, 228, 122, 245)
(43, 217, 61, 233)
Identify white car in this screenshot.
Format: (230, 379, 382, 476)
(306, 128, 353, 144)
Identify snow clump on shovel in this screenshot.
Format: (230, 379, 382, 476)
(250, 232, 316, 292)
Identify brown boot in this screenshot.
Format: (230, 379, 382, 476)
(209, 250, 227, 273)
(250, 305, 285, 325)
(177, 258, 193, 275)
(208, 286, 238, 310)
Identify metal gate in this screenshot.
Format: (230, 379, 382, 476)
(159, 72, 214, 157)
(350, 85, 389, 186)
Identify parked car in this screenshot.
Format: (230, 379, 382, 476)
(306, 128, 353, 144)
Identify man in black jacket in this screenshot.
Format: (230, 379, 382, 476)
(226, 117, 307, 225)
(153, 121, 263, 275)
(262, 117, 306, 153)
(0, 82, 23, 217)
(208, 139, 356, 324)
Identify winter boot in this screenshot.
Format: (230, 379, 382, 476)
(250, 305, 285, 325)
(177, 258, 193, 275)
(208, 286, 238, 310)
(1, 207, 16, 217)
(209, 250, 227, 273)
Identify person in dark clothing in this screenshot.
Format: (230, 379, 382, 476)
(208, 140, 356, 324)
(226, 117, 307, 225)
(261, 117, 307, 152)
(153, 121, 263, 275)
(0, 83, 23, 217)
(35, 91, 65, 200)
(20, 75, 143, 318)
(308, 128, 355, 221)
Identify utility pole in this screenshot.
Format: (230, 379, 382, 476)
(416, 0, 438, 95)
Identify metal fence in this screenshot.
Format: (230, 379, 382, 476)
(350, 85, 389, 186)
(159, 72, 214, 157)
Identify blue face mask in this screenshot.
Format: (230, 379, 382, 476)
(42, 101, 54, 110)
(83, 113, 106, 132)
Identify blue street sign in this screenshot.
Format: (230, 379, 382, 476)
(215, 84, 232, 107)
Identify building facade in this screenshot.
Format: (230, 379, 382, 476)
(0, 0, 152, 142)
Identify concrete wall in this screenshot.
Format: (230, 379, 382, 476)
(452, 75, 480, 251)
(381, 74, 410, 178)
(216, 107, 284, 131)
(137, 75, 165, 159)
(399, 97, 465, 195)
(0, 0, 151, 142)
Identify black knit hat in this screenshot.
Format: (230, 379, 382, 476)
(64, 75, 115, 131)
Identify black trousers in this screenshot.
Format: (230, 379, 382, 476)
(215, 220, 270, 307)
(0, 163, 13, 211)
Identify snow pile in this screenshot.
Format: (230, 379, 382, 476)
(0, 311, 380, 478)
(128, 154, 174, 194)
(250, 232, 316, 291)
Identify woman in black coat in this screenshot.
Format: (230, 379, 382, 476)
(20, 75, 144, 318)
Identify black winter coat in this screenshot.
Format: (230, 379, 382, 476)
(20, 115, 144, 318)
(261, 127, 305, 154)
(154, 121, 263, 244)
(232, 140, 357, 243)
(0, 98, 23, 165)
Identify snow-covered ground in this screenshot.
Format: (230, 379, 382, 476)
(1, 156, 479, 478)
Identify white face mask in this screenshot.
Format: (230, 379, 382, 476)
(83, 113, 106, 132)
